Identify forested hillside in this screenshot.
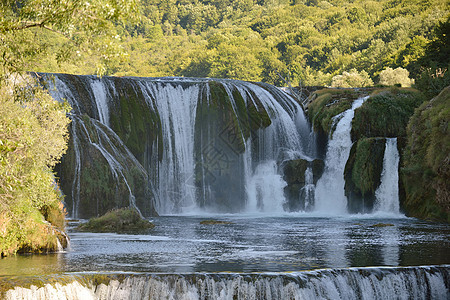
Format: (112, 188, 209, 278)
(30, 0, 449, 87)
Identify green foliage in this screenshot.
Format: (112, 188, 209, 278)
(3, 0, 446, 85)
(77, 208, 155, 233)
(402, 86, 450, 222)
(0, 0, 139, 77)
(351, 88, 426, 140)
(0, 76, 71, 256)
(331, 69, 374, 88)
(416, 16, 450, 73)
(307, 88, 369, 134)
(379, 67, 413, 87)
(415, 66, 450, 99)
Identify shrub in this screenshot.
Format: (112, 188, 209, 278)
(0, 75, 71, 256)
(414, 66, 450, 98)
(379, 67, 414, 87)
(331, 69, 374, 88)
(77, 207, 155, 233)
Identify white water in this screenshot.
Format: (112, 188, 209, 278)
(5, 266, 449, 300)
(375, 138, 401, 214)
(240, 82, 307, 162)
(314, 97, 368, 214)
(143, 82, 200, 214)
(70, 118, 82, 217)
(246, 160, 287, 213)
(301, 165, 315, 211)
(89, 79, 112, 126)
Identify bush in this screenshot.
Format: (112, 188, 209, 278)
(379, 67, 414, 87)
(77, 208, 155, 233)
(0, 75, 71, 256)
(331, 69, 374, 88)
(414, 66, 450, 98)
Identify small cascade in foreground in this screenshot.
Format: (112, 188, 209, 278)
(374, 138, 401, 214)
(314, 97, 368, 214)
(4, 266, 449, 300)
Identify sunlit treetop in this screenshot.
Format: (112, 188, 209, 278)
(0, 0, 139, 77)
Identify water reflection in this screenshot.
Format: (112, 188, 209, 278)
(1, 216, 449, 276)
(382, 225, 400, 266)
(0, 253, 64, 276)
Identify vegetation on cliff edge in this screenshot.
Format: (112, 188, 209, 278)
(402, 86, 449, 222)
(0, 78, 71, 256)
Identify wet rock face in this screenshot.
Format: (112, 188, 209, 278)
(283, 159, 324, 211)
(58, 115, 156, 219)
(284, 159, 308, 186)
(344, 137, 386, 214)
(311, 159, 325, 185)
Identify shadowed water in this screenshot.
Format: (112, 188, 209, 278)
(1, 215, 449, 276)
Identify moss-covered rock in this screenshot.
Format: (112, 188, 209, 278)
(109, 78, 163, 164)
(283, 159, 308, 185)
(344, 138, 386, 214)
(77, 208, 155, 233)
(402, 86, 450, 222)
(351, 88, 426, 141)
(283, 159, 324, 211)
(57, 115, 157, 218)
(306, 88, 372, 135)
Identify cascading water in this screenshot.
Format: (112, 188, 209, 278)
(246, 160, 286, 213)
(374, 138, 401, 214)
(4, 266, 449, 300)
(300, 166, 315, 211)
(314, 97, 368, 214)
(140, 82, 200, 213)
(89, 78, 112, 126)
(41, 74, 313, 216)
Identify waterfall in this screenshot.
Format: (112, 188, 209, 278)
(5, 266, 449, 300)
(246, 160, 287, 213)
(314, 97, 368, 214)
(374, 138, 401, 214)
(141, 82, 200, 213)
(89, 78, 112, 126)
(301, 165, 315, 211)
(40, 74, 313, 216)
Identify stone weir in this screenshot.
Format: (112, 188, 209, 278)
(37, 74, 314, 218)
(2, 266, 449, 299)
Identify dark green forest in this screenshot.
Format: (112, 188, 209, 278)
(25, 0, 449, 88)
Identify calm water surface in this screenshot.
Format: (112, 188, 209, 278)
(1, 214, 449, 276)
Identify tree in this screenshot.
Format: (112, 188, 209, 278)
(0, 0, 137, 255)
(379, 67, 413, 87)
(0, 76, 71, 255)
(0, 0, 138, 77)
(331, 69, 374, 88)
